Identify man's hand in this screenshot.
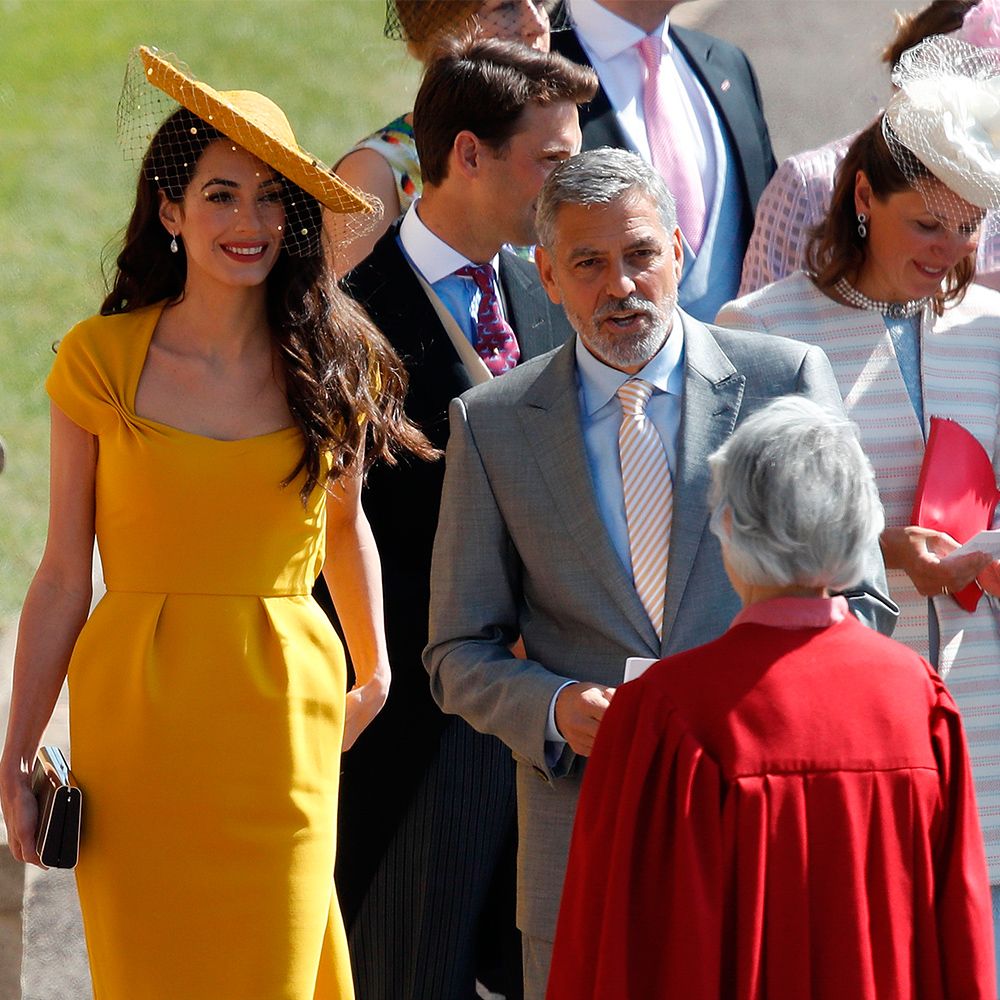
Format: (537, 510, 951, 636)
(554, 682, 616, 757)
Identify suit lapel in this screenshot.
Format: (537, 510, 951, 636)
(519, 341, 661, 654)
(662, 314, 745, 651)
(670, 25, 767, 217)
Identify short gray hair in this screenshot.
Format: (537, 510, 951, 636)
(708, 396, 885, 591)
(535, 147, 677, 248)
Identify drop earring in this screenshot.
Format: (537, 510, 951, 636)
(169, 234, 179, 254)
(856, 212, 868, 239)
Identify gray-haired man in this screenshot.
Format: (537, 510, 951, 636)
(424, 148, 896, 998)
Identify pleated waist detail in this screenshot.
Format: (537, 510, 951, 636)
(104, 585, 312, 598)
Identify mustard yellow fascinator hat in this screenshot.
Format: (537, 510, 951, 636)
(127, 45, 377, 219)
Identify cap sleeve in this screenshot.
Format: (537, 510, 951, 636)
(45, 310, 153, 435)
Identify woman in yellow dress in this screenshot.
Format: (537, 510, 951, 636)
(0, 47, 432, 999)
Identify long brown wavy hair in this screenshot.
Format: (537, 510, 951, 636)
(102, 107, 436, 502)
(805, 117, 976, 316)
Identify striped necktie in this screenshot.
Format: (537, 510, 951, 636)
(455, 263, 521, 376)
(617, 378, 673, 640)
(636, 33, 707, 253)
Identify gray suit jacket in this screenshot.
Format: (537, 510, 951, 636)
(424, 310, 896, 940)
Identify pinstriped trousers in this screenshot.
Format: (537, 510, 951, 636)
(347, 713, 520, 999)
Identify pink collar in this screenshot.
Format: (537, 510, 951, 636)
(732, 595, 850, 630)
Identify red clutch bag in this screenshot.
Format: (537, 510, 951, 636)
(911, 416, 1000, 612)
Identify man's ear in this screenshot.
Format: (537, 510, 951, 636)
(158, 190, 183, 235)
(534, 245, 562, 306)
(451, 130, 484, 180)
(671, 226, 684, 283)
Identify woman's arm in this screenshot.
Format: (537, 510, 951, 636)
(0, 404, 97, 865)
(328, 148, 403, 275)
(880, 525, 993, 596)
(321, 458, 390, 751)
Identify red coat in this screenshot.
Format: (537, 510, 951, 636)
(547, 599, 995, 999)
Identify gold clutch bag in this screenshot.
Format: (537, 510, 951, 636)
(31, 746, 82, 870)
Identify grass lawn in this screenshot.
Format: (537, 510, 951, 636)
(0, 0, 418, 619)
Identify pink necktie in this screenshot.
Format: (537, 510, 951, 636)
(455, 263, 521, 376)
(617, 379, 673, 640)
(637, 34, 707, 254)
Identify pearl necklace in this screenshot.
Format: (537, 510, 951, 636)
(834, 278, 930, 319)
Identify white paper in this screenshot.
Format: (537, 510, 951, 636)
(624, 656, 659, 683)
(951, 529, 1000, 559)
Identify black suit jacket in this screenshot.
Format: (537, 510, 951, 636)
(333, 221, 573, 925)
(551, 20, 777, 236)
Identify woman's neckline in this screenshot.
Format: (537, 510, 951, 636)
(127, 301, 297, 444)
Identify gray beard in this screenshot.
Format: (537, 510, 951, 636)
(572, 293, 675, 370)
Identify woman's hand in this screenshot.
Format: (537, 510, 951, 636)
(0, 762, 41, 866)
(342, 664, 390, 752)
(323, 454, 395, 753)
(977, 560, 1000, 598)
(0, 405, 96, 869)
(880, 525, 994, 596)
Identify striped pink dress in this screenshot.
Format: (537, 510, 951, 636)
(718, 271, 1000, 882)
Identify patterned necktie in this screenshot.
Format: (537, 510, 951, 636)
(636, 34, 707, 254)
(617, 378, 673, 640)
(455, 263, 521, 376)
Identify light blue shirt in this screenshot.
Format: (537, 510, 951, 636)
(545, 317, 686, 752)
(882, 311, 933, 661)
(884, 313, 924, 432)
(574, 317, 685, 577)
(397, 200, 505, 343)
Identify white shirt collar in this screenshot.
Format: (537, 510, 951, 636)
(575, 310, 685, 416)
(568, 0, 671, 61)
(398, 199, 500, 284)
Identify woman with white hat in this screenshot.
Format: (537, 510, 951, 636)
(739, 0, 1000, 295)
(718, 34, 1000, 961)
(0, 46, 432, 999)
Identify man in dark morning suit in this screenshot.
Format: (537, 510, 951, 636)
(424, 149, 897, 999)
(552, 0, 777, 321)
(335, 39, 597, 1000)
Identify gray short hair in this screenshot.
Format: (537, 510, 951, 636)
(708, 396, 885, 591)
(535, 148, 677, 248)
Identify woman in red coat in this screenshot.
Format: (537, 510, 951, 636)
(547, 396, 995, 999)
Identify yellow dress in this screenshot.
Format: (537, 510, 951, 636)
(46, 303, 355, 1000)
